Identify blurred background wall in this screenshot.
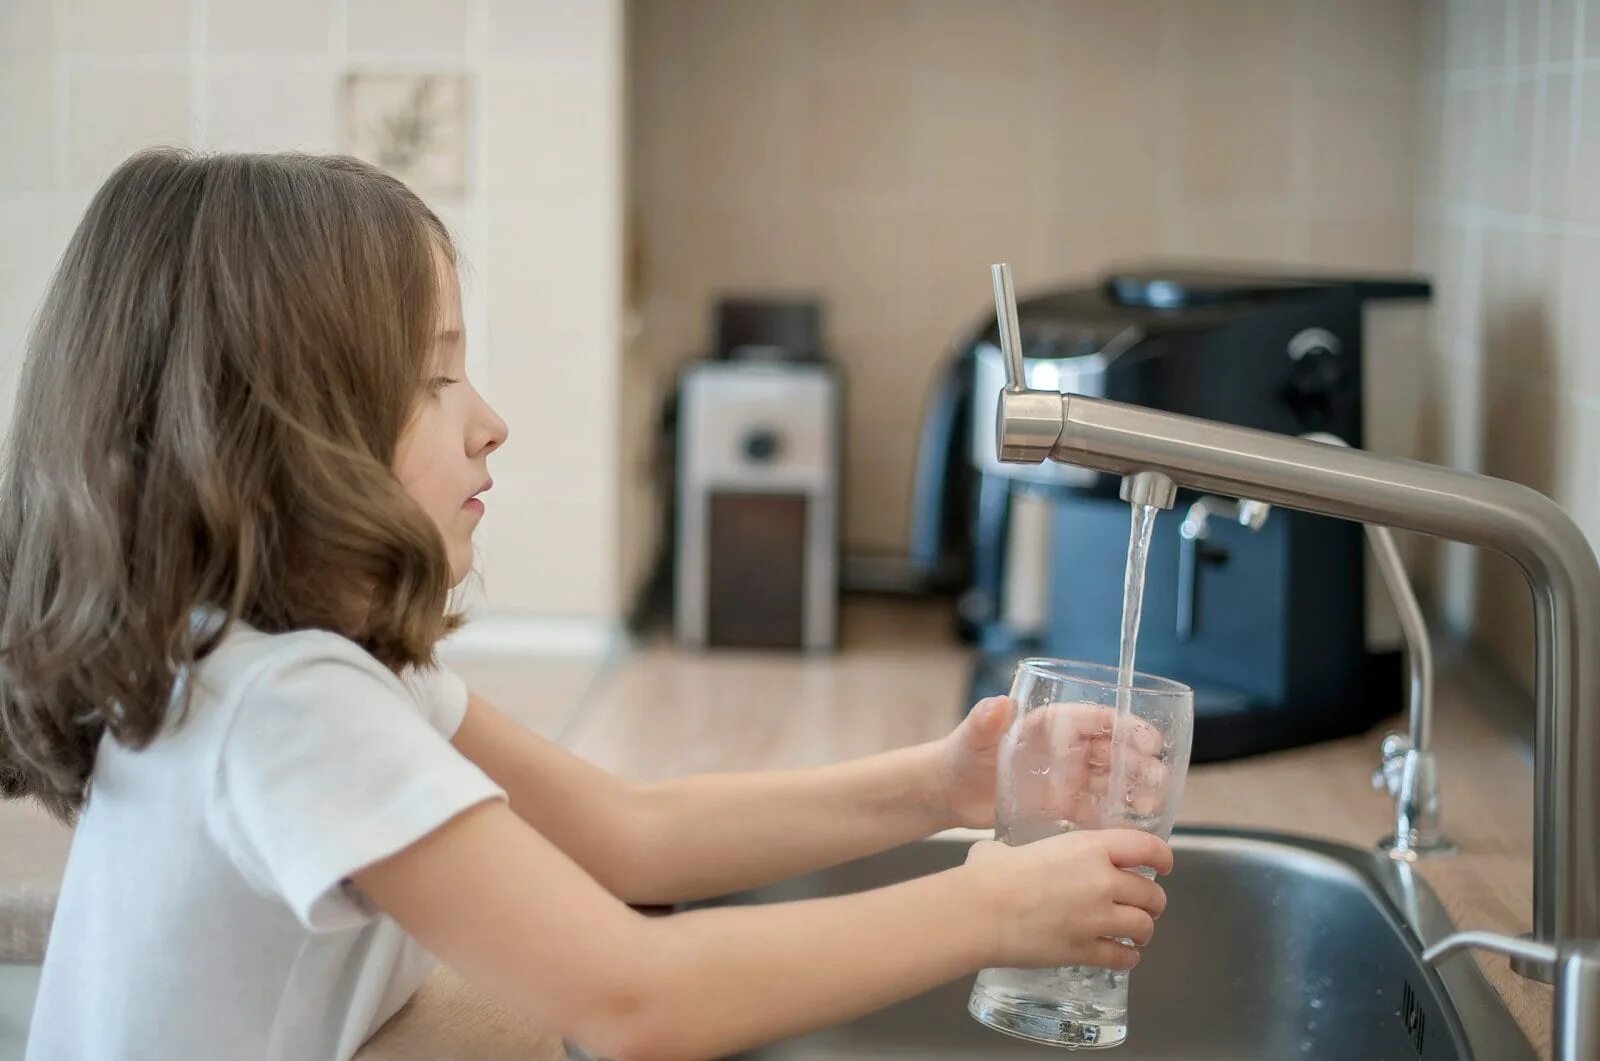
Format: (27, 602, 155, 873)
(626, 0, 1420, 561)
(2, 1, 1599, 687)
(1414, 0, 1600, 687)
(0, 0, 626, 651)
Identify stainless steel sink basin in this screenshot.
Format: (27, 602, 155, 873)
(694, 829, 1535, 1060)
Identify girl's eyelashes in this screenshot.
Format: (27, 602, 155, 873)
(427, 376, 460, 394)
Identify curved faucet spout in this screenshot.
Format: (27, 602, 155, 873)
(990, 262, 1600, 981)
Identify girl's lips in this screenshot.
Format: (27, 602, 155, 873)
(464, 497, 485, 514)
(465, 478, 493, 509)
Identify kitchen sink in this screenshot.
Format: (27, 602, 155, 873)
(0, 963, 40, 1061)
(693, 828, 1536, 1060)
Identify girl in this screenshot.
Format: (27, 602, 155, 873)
(0, 150, 1171, 1061)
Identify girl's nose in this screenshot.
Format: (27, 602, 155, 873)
(474, 397, 508, 456)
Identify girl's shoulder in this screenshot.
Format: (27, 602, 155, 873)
(192, 621, 387, 705)
(144, 622, 498, 935)
(186, 618, 465, 739)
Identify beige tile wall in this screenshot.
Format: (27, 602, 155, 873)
(628, 0, 1424, 559)
(1415, 0, 1600, 689)
(0, 0, 626, 633)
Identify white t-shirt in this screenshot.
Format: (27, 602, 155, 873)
(27, 620, 507, 1061)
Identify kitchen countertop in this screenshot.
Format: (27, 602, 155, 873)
(0, 599, 1554, 1058)
(0, 802, 69, 964)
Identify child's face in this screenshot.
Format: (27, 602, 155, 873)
(393, 251, 507, 585)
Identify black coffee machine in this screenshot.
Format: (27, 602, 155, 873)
(910, 264, 1432, 761)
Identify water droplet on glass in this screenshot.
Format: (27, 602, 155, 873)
(1309, 997, 1324, 1010)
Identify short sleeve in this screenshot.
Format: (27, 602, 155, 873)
(207, 648, 506, 932)
(400, 662, 471, 737)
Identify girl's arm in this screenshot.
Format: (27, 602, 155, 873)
(453, 694, 954, 906)
(449, 693, 650, 898)
(351, 798, 1171, 1061)
(619, 743, 952, 904)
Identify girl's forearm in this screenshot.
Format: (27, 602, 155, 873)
(618, 741, 955, 905)
(354, 799, 986, 1061)
(614, 863, 991, 1061)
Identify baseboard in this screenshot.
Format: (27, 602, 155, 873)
(438, 611, 631, 661)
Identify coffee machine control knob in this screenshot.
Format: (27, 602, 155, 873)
(1285, 328, 1346, 427)
(742, 428, 782, 463)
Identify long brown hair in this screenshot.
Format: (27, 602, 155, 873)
(0, 149, 464, 822)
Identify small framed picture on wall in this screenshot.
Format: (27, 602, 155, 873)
(341, 71, 470, 198)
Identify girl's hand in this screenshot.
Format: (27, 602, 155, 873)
(935, 697, 1172, 830)
(934, 696, 1014, 830)
(963, 828, 1172, 970)
(1006, 702, 1171, 827)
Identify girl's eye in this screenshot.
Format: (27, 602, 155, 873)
(428, 376, 460, 393)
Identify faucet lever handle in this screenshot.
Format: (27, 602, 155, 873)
(1424, 930, 1558, 970)
(989, 264, 1063, 465)
(1372, 733, 1410, 795)
(991, 263, 1027, 393)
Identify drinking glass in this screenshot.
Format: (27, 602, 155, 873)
(968, 658, 1194, 1049)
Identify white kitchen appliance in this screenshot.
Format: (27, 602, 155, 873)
(674, 360, 840, 649)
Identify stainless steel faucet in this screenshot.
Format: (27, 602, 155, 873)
(1295, 432, 1452, 861)
(1174, 437, 1451, 860)
(989, 263, 1600, 981)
